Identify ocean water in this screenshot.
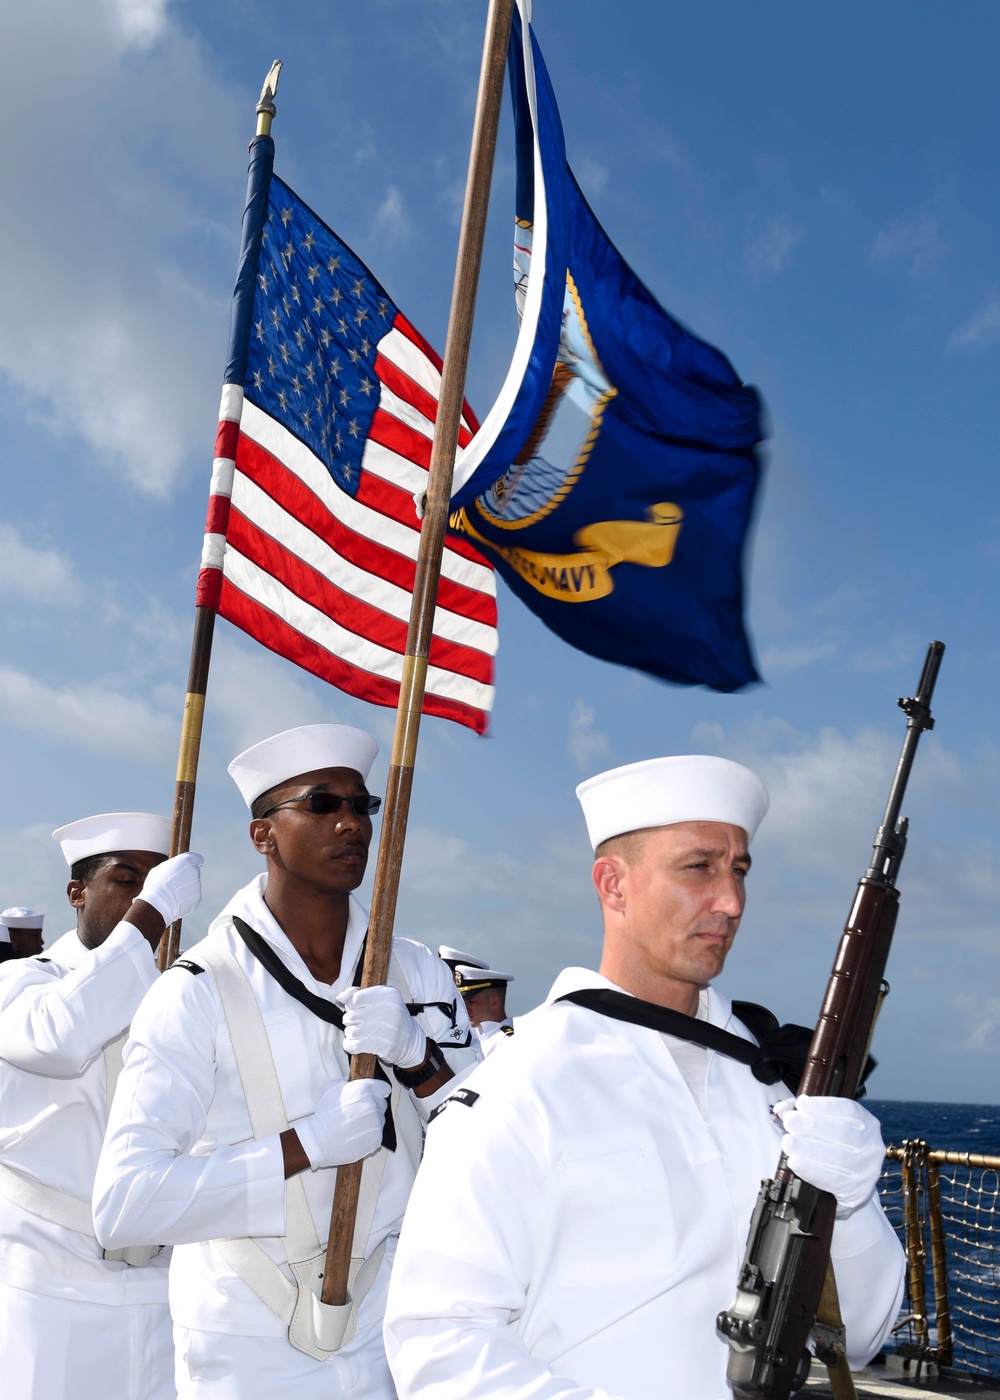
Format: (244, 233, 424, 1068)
(866, 1099, 1000, 1155)
(866, 1099, 1000, 1378)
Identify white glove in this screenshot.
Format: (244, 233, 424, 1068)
(295, 1079, 391, 1170)
(774, 1094, 886, 1219)
(135, 852, 204, 925)
(338, 984, 427, 1068)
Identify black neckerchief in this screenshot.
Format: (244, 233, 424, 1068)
(231, 919, 457, 1026)
(554, 987, 874, 1097)
(232, 915, 398, 1149)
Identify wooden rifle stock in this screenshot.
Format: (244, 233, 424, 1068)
(718, 642, 945, 1400)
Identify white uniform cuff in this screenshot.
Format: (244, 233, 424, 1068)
(830, 1193, 890, 1258)
(411, 1060, 477, 1122)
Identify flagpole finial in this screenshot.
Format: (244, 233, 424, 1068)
(256, 60, 283, 137)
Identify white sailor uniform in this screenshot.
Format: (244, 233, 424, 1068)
(0, 923, 172, 1400)
(94, 874, 480, 1400)
(473, 1019, 515, 1055)
(452, 964, 515, 1059)
(384, 968, 906, 1400)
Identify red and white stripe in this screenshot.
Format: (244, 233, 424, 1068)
(197, 316, 497, 733)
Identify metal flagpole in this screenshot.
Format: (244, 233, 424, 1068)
(320, 0, 515, 1307)
(157, 62, 283, 971)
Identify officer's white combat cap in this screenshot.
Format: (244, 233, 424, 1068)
(454, 963, 515, 992)
(438, 945, 489, 972)
(0, 906, 44, 930)
(576, 755, 769, 850)
(52, 814, 172, 868)
(228, 723, 378, 808)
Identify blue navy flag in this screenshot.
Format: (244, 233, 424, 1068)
(450, 0, 764, 692)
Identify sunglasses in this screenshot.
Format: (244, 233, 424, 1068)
(259, 792, 382, 819)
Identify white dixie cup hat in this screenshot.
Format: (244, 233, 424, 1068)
(228, 723, 379, 809)
(52, 814, 172, 868)
(0, 906, 45, 930)
(576, 755, 770, 850)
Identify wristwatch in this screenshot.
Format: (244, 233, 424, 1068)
(393, 1038, 446, 1088)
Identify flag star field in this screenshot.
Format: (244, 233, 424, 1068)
(249, 183, 395, 495)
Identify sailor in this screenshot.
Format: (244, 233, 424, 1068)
(452, 963, 515, 1053)
(437, 944, 488, 976)
(0, 812, 203, 1400)
(94, 723, 480, 1400)
(383, 755, 906, 1400)
(0, 906, 45, 961)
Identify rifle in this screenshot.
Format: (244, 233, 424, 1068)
(716, 640, 945, 1400)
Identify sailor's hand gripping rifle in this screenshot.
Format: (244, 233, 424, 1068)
(716, 641, 945, 1400)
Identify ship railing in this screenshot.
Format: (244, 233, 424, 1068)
(880, 1140, 1000, 1379)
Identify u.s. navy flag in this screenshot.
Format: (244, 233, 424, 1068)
(450, 0, 764, 692)
(198, 162, 497, 733)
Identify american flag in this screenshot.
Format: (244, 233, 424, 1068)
(197, 174, 497, 733)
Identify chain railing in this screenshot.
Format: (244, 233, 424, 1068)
(880, 1140, 1000, 1379)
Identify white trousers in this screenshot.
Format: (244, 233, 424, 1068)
(173, 1316, 395, 1400)
(0, 1279, 174, 1400)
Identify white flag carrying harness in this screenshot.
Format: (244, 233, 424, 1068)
(0, 1033, 160, 1267)
(196, 939, 423, 1360)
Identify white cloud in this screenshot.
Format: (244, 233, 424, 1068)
(760, 637, 837, 678)
(373, 185, 413, 245)
(0, 822, 75, 931)
(746, 215, 804, 280)
(207, 637, 339, 758)
(395, 823, 598, 1012)
(947, 290, 1000, 351)
(575, 158, 609, 199)
(690, 713, 1000, 951)
(0, 523, 81, 605)
(869, 212, 945, 278)
(951, 993, 1000, 1053)
(105, 0, 171, 50)
(759, 614, 922, 682)
(0, 666, 176, 761)
(731, 720, 900, 879)
(844, 636, 923, 673)
(0, 3, 244, 494)
(567, 698, 610, 772)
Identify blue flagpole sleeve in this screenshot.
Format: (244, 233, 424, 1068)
(224, 134, 275, 387)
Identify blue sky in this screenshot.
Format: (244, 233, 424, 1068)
(1, 0, 997, 1105)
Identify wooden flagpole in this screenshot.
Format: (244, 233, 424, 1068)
(320, 0, 515, 1306)
(157, 62, 283, 971)
(157, 604, 217, 970)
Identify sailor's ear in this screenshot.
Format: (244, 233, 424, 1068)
(249, 818, 275, 856)
(66, 879, 87, 911)
(592, 855, 627, 913)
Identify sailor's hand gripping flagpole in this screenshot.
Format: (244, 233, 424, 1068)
(320, 0, 515, 1309)
(157, 60, 283, 972)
